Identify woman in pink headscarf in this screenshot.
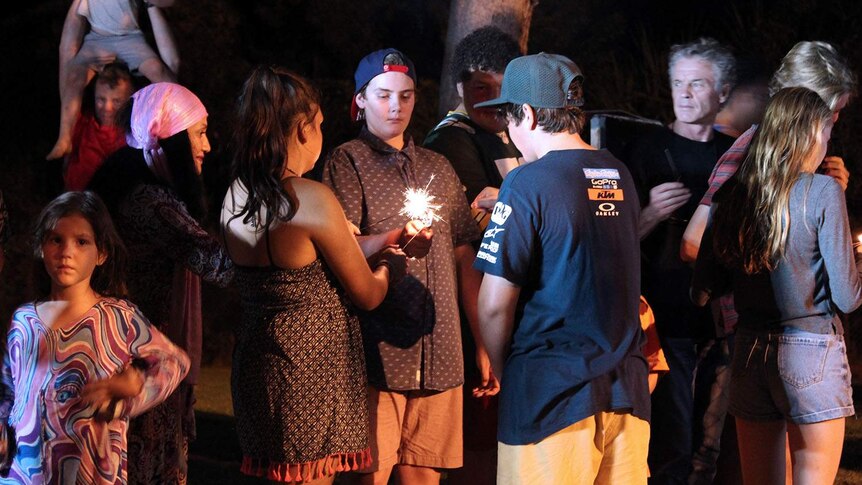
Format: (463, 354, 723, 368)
(89, 82, 233, 485)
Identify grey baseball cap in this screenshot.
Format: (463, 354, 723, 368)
(474, 52, 583, 109)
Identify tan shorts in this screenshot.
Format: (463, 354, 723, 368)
(497, 411, 649, 485)
(363, 386, 463, 471)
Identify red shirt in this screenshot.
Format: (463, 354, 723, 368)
(64, 113, 126, 191)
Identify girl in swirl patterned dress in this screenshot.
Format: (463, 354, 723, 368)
(0, 191, 189, 485)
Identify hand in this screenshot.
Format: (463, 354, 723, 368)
(398, 220, 433, 259)
(820, 156, 849, 191)
(471, 187, 500, 212)
(375, 246, 407, 283)
(81, 366, 144, 420)
(346, 217, 361, 237)
(472, 347, 501, 398)
(646, 182, 691, 220)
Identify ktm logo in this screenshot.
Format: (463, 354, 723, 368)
(588, 189, 624, 201)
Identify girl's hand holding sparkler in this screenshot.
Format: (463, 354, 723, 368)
(398, 220, 433, 259)
(371, 245, 408, 283)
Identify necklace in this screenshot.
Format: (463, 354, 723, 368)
(286, 167, 300, 177)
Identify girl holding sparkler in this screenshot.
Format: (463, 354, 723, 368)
(692, 87, 861, 485)
(221, 65, 406, 484)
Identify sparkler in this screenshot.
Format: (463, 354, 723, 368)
(399, 175, 442, 228)
(359, 175, 444, 249)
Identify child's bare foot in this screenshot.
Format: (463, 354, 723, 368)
(46, 138, 72, 160)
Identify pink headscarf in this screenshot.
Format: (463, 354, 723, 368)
(126, 82, 208, 183)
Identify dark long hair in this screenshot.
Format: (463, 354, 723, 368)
(90, 97, 206, 221)
(230, 66, 320, 230)
(33, 191, 127, 297)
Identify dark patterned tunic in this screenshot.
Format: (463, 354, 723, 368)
(232, 260, 370, 481)
(94, 176, 233, 485)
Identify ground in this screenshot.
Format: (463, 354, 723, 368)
(190, 366, 862, 484)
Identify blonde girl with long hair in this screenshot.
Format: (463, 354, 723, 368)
(692, 87, 861, 485)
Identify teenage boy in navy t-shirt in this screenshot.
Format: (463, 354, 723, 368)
(473, 53, 650, 484)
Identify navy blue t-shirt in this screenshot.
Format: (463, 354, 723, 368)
(474, 149, 650, 445)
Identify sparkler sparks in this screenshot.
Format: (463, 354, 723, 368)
(399, 175, 442, 228)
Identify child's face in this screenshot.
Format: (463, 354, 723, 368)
(356, 71, 415, 147)
(94, 79, 132, 127)
(41, 214, 106, 293)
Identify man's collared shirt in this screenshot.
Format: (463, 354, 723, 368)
(323, 127, 480, 391)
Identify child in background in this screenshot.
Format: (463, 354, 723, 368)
(64, 62, 134, 191)
(0, 191, 189, 484)
(47, 0, 178, 160)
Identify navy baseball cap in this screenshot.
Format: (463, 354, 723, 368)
(351, 48, 417, 120)
(475, 52, 583, 109)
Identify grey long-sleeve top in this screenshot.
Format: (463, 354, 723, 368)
(693, 173, 862, 334)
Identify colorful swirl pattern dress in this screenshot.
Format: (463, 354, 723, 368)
(0, 298, 190, 484)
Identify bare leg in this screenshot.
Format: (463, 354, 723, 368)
(357, 467, 394, 485)
(735, 417, 786, 485)
(47, 61, 94, 160)
(787, 418, 845, 485)
(395, 465, 440, 485)
(137, 57, 176, 83)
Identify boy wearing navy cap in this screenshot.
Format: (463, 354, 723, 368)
(323, 48, 485, 485)
(474, 53, 650, 484)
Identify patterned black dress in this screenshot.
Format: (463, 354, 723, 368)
(232, 259, 370, 482)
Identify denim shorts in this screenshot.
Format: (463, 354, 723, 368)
(729, 328, 854, 424)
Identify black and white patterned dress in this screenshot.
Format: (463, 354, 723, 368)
(232, 259, 370, 482)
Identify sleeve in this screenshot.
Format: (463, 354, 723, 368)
(700, 127, 755, 206)
(815, 179, 862, 313)
(122, 185, 233, 287)
(424, 127, 486, 203)
(117, 305, 190, 419)
(472, 170, 535, 286)
(322, 147, 365, 227)
(691, 207, 732, 303)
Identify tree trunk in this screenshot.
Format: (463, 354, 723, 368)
(438, 0, 537, 116)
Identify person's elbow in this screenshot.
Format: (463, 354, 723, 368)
(690, 287, 710, 307)
(832, 290, 862, 315)
(680, 238, 699, 263)
(348, 281, 388, 311)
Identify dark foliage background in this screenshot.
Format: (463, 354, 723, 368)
(2, 0, 862, 365)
